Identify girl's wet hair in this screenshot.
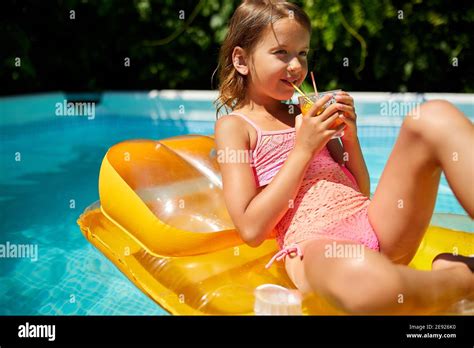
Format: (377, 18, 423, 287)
(213, 0, 311, 118)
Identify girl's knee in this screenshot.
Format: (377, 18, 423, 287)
(402, 99, 459, 141)
(421, 99, 455, 110)
(307, 256, 402, 314)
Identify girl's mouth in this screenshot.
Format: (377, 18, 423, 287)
(281, 79, 297, 88)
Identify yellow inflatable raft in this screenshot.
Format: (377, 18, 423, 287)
(77, 135, 474, 315)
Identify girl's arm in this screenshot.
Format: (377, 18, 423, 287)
(215, 116, 313, 247)
(332, 92, 371, 197)
(341, 137, 371, 198)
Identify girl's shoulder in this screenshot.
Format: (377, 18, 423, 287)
(215, 102, 300, 136)
(214, 113, 252, 148)
(215, 111, 252, 133)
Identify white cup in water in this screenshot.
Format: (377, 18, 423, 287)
(254, 284, 303, 315)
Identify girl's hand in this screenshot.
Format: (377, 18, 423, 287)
(335, 91, 358, 142)
(294, 94, 347, 156)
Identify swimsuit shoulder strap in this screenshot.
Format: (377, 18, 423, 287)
(228, 112, 262, 135)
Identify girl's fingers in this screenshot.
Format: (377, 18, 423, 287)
(339, 115, 354, 123)
(322, 112, 341, 126)
(336, 90, 350, 96)
(337, 104, 354, 114)
(319, 102, 351, 120)
(306, 94, 332, 117)
(334, 103, 356, 120)
(335, 94, 354, 105)
(335, 91, 353, 100)
(341, 110, 356, 120)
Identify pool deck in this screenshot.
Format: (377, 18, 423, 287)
(1, 90, 472, 126)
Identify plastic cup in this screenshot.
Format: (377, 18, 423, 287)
(298, 89, 345, 139)
(254, 284, 303, 315)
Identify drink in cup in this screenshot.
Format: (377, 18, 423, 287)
(298, 89, 346, 139)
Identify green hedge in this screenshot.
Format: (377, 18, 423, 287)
(2, 0, 472, 95)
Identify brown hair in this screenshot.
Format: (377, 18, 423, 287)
(214, 0, 311, 118)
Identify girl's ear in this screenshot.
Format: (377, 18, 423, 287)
(232, 46, 249, 75)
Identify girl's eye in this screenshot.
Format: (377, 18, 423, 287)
(274, 50, 308, 57)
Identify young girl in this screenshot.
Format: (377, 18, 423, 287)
(214, 0, 473, 314)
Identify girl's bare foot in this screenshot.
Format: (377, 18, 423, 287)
(432, 253, 474, 302)
(432, 253, 474, 272)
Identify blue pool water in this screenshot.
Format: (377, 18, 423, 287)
(0, 92, 473, 315)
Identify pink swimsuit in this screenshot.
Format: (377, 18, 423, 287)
(229, 112, 380, 268)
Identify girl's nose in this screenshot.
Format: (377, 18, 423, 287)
(288, 58, 302, 73)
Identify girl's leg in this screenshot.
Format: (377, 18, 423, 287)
(285, 238, 473, 314)
(367, 100, 474, 264)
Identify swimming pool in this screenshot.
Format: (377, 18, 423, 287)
(0, 91, 473, 315)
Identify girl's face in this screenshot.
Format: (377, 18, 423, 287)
(246, 18, 310, 103)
